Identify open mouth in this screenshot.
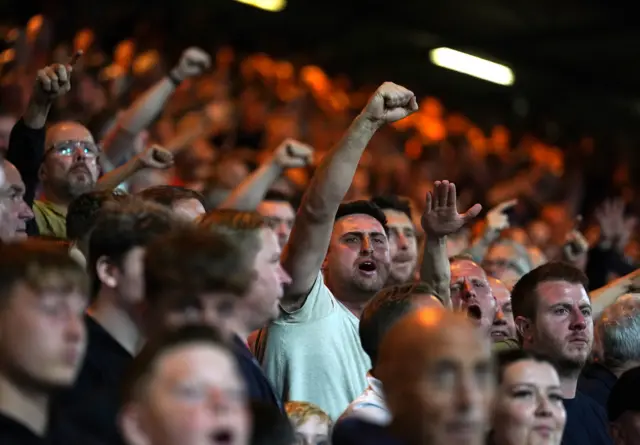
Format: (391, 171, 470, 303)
(490, 330, 508, 339)
(210, 429, 234, 445)
(467, 304, 482, 320)
(358, 261, 377, 273)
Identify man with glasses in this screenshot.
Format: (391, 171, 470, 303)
(35, 123, 101, 237)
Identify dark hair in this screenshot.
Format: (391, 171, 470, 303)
(360, 282, 442, 366)
(137, 185, 207, 209)
(250, 401, 296, 445)
(88, 198, 179, 298)
(371, 195, 412, 220)
(66, 190, 129, 241)
(145, 226, 256, 307)
(263, 190, 299, 211)
(335, 200, 389, 233)
(495, 349, 556, 383)
(511, 262, 589, 331)
(121, 324, 231, 405)
(0, 240, 89, 306)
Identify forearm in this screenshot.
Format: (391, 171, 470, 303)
(300, 115, 377, 220)
(23, 101, 51, 130)
(420, 236, 451, 307)
(219, 161, 283, 211)
(117, 77, 176, 135)
(590, 268, 640, 317)
(95, 158, 142, 191)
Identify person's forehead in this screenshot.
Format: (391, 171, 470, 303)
(383, 209, 413, 229)
(536, 280, 589, 306)
(451, 260, 486, 280)
(154, 343, 236, 383)
(488, 243, 515, 258)
(3, 161, 24, 188)
(259, 227, 281, 252)
(334, 213, 385, 234)
(489, 281, 511, 303)
(48, 123, 94, 144)
(257, 200, 295, 218)
(504, 359, 559, 386)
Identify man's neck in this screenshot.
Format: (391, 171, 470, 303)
(88, 293, 142, 355)
(0, 374, 48, 436)
(325, 275, 373, 318)
(559, 371, 581, 399)
(41, 186, 72, 209)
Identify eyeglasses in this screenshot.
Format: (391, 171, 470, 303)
(47, 140, 100, 158)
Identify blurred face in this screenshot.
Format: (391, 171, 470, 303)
(172, 199, 206, 222)
(490, 278, 516, 342)
(116, 247, 146, 307)
(241, 229, 291, 330)
(160, 294, 238, 341)
(384, 322, 494, 445)
(0, 115, 16, 153)
(611, 412, 640, 445)
(293, 415, 330, 445)
(483, 244, 522, 281)
(42, 123, 100, 199)
(122, 343, 250, 445)
(0, 161, 34, 242)
(450, 260, 497, 334)
(257, 200, 295, 250)
(493, 359, 566, 445)
(0, 281, 87, 388)
(519, 281, 593, 372)
(384, 209, 418, 285)
(326, 214, 390, 295)
(528, 221, 551, 248)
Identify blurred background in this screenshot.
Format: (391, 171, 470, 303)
(1, 0, 640, 267)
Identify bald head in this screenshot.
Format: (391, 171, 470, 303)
(45, 121, 94, 149)
(378, 308, 494, 445)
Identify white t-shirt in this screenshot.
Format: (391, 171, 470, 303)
(337, 372, 391, 426)
(253, 272, 371, 420)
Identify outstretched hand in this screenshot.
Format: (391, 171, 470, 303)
(32, 50, 82, 105)
(421, 180, 482, 237)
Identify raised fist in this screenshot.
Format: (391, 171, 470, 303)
(32, 62, 74, 104)
(136, 145, 174, 170)
(486, 199, 517, 232)
(362, 82, 418, 127)
(172, 47, 211, 81)
(273, 139, 314, 169)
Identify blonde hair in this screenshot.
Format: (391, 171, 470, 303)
(285, 401, 332, 428)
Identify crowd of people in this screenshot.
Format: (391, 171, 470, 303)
(2, 16, 640, 445)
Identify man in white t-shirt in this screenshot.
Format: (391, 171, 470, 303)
(253, 83, 419, 419)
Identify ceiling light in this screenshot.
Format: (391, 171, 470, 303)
(234, 0, 286, 12)
(430, 47, 514, 86)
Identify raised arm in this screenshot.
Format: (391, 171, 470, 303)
(102, 47, 211, 164)
(282, 83, 418, 307)
(94, 145, 174, 191)
(420, 180, 482, 307)
(219, 139, 313, 211)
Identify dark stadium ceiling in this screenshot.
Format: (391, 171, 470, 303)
(4, 0, 640, 128)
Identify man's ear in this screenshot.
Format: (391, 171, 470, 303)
(119, 403, 151, 445)
(38, 163, 47, 182)
(96, 256, 119, 289)
(515, 315, 533, 343)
